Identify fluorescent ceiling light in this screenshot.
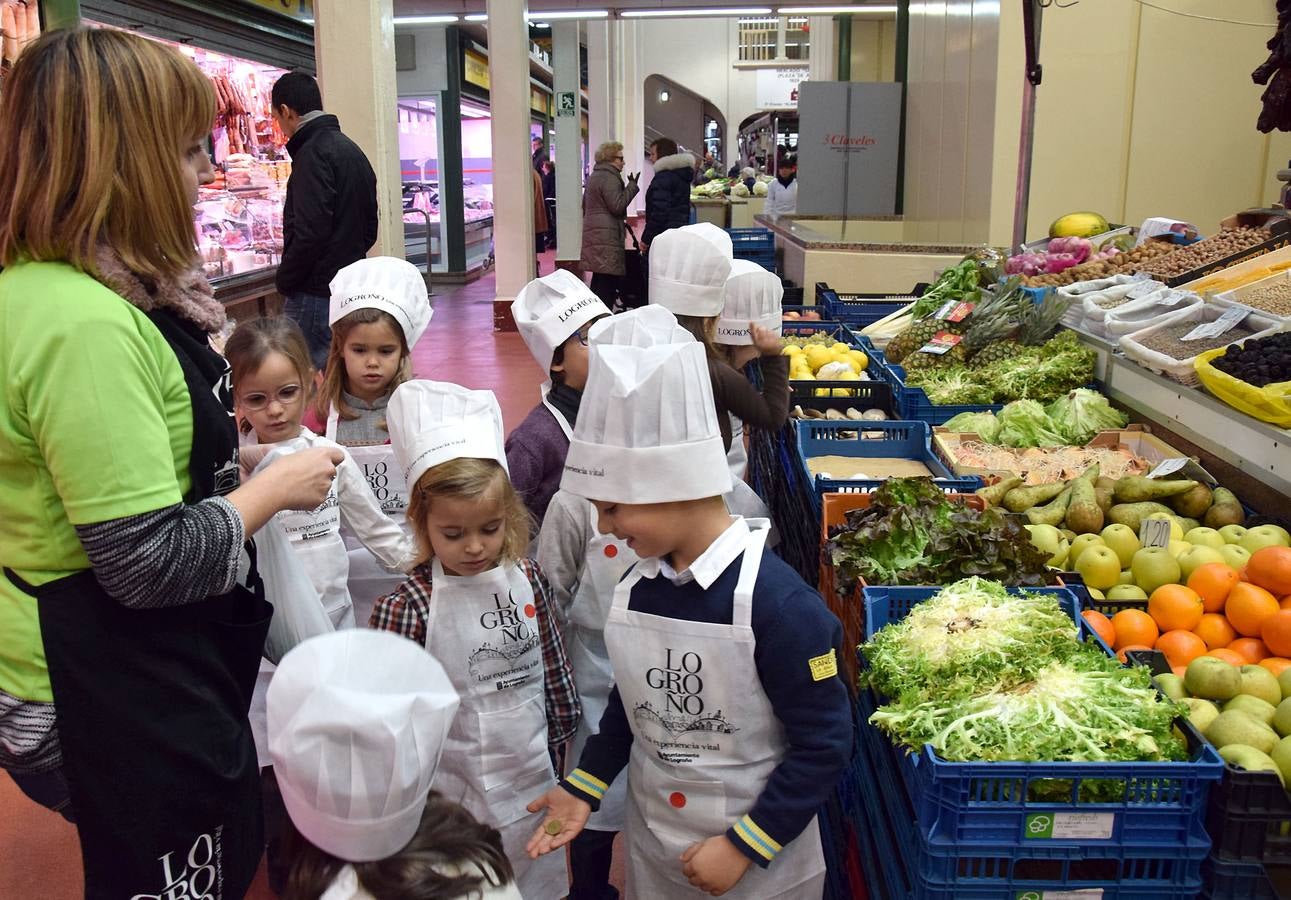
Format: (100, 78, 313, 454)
(621, 8, 772, 17)
(529, 10, 609, 19)
(393, 15, 460, 24)
(777, 5, 897, 12)
(464, 13, 488, 21)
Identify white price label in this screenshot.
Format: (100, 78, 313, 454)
(1180, 305, 1250, 342)
(1156, 289, 1191, 308)
(1128, 280, 1164, 300)
(933, 299, 958, 320)
(1140, 518, 1173, 549)
(1147, 457, 1190, 478)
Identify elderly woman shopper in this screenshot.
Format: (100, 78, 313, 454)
(579, 141, 639, 308)
(0, 28, 341, 898)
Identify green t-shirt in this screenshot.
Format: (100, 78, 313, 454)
(0, 261, 194, 702)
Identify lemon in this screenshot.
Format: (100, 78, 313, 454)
(848, 349, 869, 372)
(831, 342, 850, 354)
(781, 346, 799, 357)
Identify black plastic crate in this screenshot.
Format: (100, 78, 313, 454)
(1205, 762, 1291, 865)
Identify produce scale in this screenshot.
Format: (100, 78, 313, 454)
(744, 207, 1291, 899)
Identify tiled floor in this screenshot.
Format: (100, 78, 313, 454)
(0, 258, 625, 899)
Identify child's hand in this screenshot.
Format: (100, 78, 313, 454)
(525, 787, 591, 858)
(751, 323, 782, 356)
(681, 834, 753, 896)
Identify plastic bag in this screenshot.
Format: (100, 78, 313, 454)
(254, 514, 335, 664)
(1195, 347, 1291, 427)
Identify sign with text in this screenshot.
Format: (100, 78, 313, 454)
(464, 50, 490, 91)
(756, 67, 809, 110)
(243, 0, 313, 20)
(796, 81, 902, 216)
(557, 91, 577, 117)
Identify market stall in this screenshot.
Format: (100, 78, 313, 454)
(743, 209, 1291, 898)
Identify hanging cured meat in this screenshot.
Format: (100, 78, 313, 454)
(1254, 0, 1291, 132)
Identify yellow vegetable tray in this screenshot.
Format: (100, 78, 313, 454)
(1194, 346, 1291, 428)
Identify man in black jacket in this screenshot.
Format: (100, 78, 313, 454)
(271, 72, 379, 368)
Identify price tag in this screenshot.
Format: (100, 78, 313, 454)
(1128, 280, 1164, 300)
(1180, 305, 1250, 342)
(1155, 289, 1192, 308)
(933, 299, 958, 319)
(1024, 812, 1115, 841)
(944, 301, 975, 323)
(1147, 457, 1190, 479)
(1140, 518, 1173, 549)
(917, 332, 962, 355)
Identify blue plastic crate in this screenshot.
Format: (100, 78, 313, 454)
(862, 585, 1081, 642)
(854, 683, 1207, 899)
(794, 420, 977, 513)
(819, 286, 918, 328)
(881, 362, 1005, 425)
(859, 589, 1224, 852)
(779, 319, 865, 347)
(1202, 856, 1280, 899)
(727, 226, 775, 254)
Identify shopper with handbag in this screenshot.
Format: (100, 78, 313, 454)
(579, 141, 639, 310)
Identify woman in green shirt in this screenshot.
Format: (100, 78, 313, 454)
(0, 29, 342, 898)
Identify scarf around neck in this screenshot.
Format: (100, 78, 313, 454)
(92, 244, 227, 334)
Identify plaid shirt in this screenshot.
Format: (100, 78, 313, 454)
(369, 557, 580, 747)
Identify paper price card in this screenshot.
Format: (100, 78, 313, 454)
(917, 332, 962, 355)
(1181, 305, 1250, 342)
(1140, 518, 1173, 549)
(1024, 812, 1115, 841)
(1146, 457, 1190, 479)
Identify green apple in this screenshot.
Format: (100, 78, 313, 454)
(1167, 540, 1192, 559)
(1076, 545, 1122, 591)
(1107, 584, 1149, 601)
(1118, 569, 1136, 585)
(1241, 665, 1285, 708)
(1100, 524, 1141, 568)
(1132, 546, 1182, 595)
(1219, 524, 1249, 545)
(1025, 524, 1069, 568)
(1068, 534, 1106, 570)
(1186, 656, 1242, 700)
(1242, 525, 1291, 554)
(1155, 673, 1186, 701)
(1272, 736, 1291, 786)
(1181, 697, 1220, 733)
(1219, 544, 1253, 571)
(1088, 587, 1106, 601)
(1178, 545, 1227, 581)
(1061, 529, 1078, 545)
(1220, 745, 1285, 785)
(1143, 512, 1184, 542)
(1178, 518, 1202, 534)
(1185, 527, 1228, 550)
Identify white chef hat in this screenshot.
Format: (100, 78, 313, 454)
(329, 257, 433, 349)
(588, 304, 694, 349)
(512, 270, 611, 375)
(714, 259, 783, 346)
(563, 340, 732, 504)
(648, 223, 733, 318)
(387, 380, 507, 489)
(267, 630, 460, 863)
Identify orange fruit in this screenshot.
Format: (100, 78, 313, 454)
(1228, 637, 1271, 664)
(1156, 630, 1208, 669)
(1260, 657, 1291, 677)
(1081, 610, 1116, 647)
(1188, 563, 1241, 613)
(1194, 613, 1237, 650)
(1262, 610, 1291, 658)
(1172, 664, 1188, 678)
(1226, 583, 1281, 637)
(1117, 643, 1154, 664)
(1248, 547, 1291, 597)
(1111, 609, 1159, 650)
(1148, 584, 1205, 632)
(1207, 648, 1246, 666)
(1281, 596, 1291, 610)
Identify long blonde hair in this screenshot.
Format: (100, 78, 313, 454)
(314, 308, 413, 423)
(0, 28, 216, 281)
(406, 459, 531, 568)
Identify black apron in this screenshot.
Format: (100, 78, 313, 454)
(6, 309, 270, 899)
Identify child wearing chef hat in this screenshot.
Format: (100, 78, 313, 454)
(507, 269, 612, 527)
(369, 379, 579, 900)
(647, 223, 790, 455)
(525, 339, 852, 898)
(268, 629, 522, 900)
(536, 305, 693, 900)
(306, 256, 434, 615)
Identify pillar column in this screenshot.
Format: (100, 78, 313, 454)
(315, 0, 403, 259)
(585, 20, 612, 168)
(809, 17, 835, 84)
(485, 0, 534, 326)
(552, 21, 583, 265)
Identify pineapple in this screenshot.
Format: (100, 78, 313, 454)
(958, 307, 1017, 366)
(1019, 291, 1071, 347)
(886, 317, 942, 364)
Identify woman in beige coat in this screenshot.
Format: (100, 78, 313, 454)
(579, 141, 639, 307)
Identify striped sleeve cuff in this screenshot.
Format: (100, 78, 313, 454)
(728, 815, 783, 868)
(561, 769, 608, 810)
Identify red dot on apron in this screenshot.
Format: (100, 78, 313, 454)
(669, 792, 687, 809)
(604, 544, 619, 558)
(524, 604, 537, 619)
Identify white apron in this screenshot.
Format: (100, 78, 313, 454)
(327, 406, 411, 613)
(603, 522, 825, 899)
(565, 499, 637, 832)
(424, 558, 568, 900)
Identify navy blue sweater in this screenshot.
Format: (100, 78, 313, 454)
(562, 547, 853, 868)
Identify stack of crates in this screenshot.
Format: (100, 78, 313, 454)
(727, 226, 776, 272)
(851, 587, 1225, 899)
(1198, 762, 1291, 897)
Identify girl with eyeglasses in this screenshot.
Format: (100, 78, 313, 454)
(226, 316, 415, 630)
